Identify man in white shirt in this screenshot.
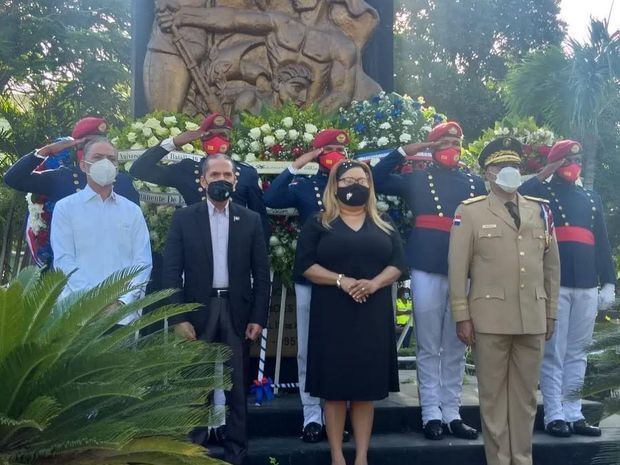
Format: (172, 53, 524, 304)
(51, 137, 152, 325)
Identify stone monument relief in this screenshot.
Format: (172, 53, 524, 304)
(143, 0, 382, 116)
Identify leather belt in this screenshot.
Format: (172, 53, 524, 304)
(555, 226, 595, 245)
(415, 214, 453, 232)
(210, 288, 230, 298)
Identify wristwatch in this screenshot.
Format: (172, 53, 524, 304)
(336, 274, 344, 288)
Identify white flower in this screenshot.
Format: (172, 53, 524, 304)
(181, 143, 194, 153)
(281, 117, 294, 128)
(170, 127, 182, 137)
(399, 133, 412, 143)
(144, 117, 162, 129)
(288, 129, 299, 140)
(126, 132, 137, 142)
(130, 143, 145, 150)
(134, 180, 144, 190)
(260, 123, 272, 133)
(110, 137, 119, 146)
(303, 132, 314, 143)
(377, 136, 389, 147)
(142, 127, 153, 137)
(155, 126, 169, 137)
(163, 116, 178, 127)
(236, 139, 246, 149)
(263, 135, 276, 147)
(358, 140, 367, 149)
(274, 129, 287, 140)
(249, 128, 261, 140)
(231, 153, 241, 161)
(249, 141, 261, 152)
(269, 236, 280, 246)
(379, 122, 391, 130)
(274, 246, 285, 257)
(421, 125, 432, 133)
(149, 231, 159, 242)
(131, 121, 144, 130)
(304, 123, 318, 134)
(387, 196, 398, 202)
(245, 153, 256, 162)
(402, 119, 414, 126)
(417, 96, 425, 104)
(124, 161, 134, 172)
(292, 240, 297, 249)
(377, 201, 389, 212)
(147, 136, 160, 147)
(185, 121, 199, 131)
(502, 128, 510, 135)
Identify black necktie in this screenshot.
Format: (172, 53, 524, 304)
(505, 201, 520, 229)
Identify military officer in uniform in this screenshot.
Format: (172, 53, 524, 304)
(4, 117, 139, 205)
(448, 137, 560, 465)
(520, 140, 616, 437)
(372, 121, 485, 440)
(264, 128, 349, 443)
(129, 113, 269, 239)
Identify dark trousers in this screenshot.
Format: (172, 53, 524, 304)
(200, 296, 249, 465)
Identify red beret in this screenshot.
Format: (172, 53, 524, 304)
(427, 121, 463, 142)
(200, 113, 232, 132)
(312, 129, 349, 149)
(71, 117, 108, 139)
(548, 140, 582, 162)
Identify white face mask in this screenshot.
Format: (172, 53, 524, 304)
(87, 159, 117, 186)
(493, 166, 522, 193)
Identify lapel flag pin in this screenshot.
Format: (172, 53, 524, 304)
(453, 215, 461, 226)
(233, 216, 240, 222)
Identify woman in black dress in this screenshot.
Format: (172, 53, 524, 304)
(294, 160, 406, 465)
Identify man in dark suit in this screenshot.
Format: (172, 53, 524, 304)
(162, 154, 270, 465)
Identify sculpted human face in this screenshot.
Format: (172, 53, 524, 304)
(278, 76, 311, 107)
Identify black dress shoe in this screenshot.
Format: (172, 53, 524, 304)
(424, 419, 444, 440)
(444, 419, 479, 439)
(208, 425, 228, 444)
(569, 419, 602, 437)
(302, 422, 323, 443)
(545, 420, 571, 437)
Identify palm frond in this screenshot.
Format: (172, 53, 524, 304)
(0, 268, 229, 464)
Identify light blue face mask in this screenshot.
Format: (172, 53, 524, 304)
(403, 292, 411, 300)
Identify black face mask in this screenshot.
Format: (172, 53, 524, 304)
(336, 184, 370, 206)
(207, 180, 233, 202)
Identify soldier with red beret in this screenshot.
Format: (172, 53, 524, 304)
(372, 121, 485, 440)
(4, 117, 138, 205)
(264, 128, 349, 443)
(129, 113, 269, 239)
(3, 117, 140, 266)
(520, 140, 616, 438)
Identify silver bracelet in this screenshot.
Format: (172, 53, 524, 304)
(336, 274, 344, 289)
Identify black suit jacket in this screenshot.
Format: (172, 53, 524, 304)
(162, 200, 270, 337)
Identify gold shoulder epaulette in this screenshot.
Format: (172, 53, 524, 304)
(523, 195, 549, 204)
(462, 195, 487, 205)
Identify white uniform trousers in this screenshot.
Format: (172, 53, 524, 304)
(539, 286, 598, 424)
(295, 283, 323, 426)
(411, 269, 466, 424)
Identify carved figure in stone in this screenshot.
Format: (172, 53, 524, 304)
(149, 0, 381, 115)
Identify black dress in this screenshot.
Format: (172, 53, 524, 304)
(294, 215, 407, 401)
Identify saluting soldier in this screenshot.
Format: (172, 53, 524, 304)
(129, 113, 269, 239)
(449, 137, 560, 465)
(520, 140, 616, 437)
(372, 121, 485, 440)
(4, 117, 139, 205)
(264, 128, 349, 443)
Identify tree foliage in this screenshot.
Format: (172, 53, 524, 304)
(394, 0, 564, 140)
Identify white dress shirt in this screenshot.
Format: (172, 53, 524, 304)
(51, 185, 152, 325)
(207, 200, 230, 288)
